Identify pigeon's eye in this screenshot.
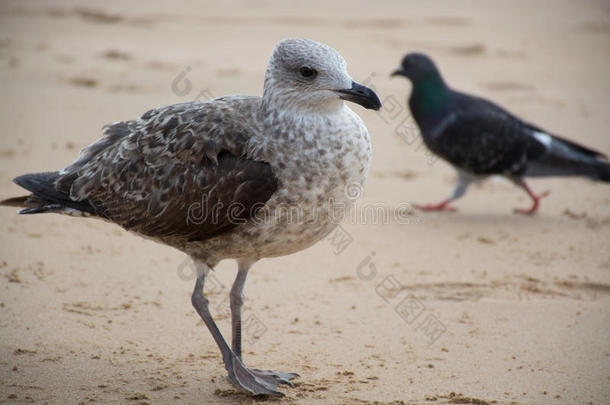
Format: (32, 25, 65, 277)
(299, 66, 317, 79)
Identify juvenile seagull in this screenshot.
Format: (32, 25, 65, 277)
(1, 39, 380, 395)
(391, 53, 610, 214)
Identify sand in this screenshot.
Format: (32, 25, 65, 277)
(0, 0, 609, 404)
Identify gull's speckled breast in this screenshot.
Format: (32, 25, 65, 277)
(186, 101, 371, 262)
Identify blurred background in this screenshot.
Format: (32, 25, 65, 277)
(0, 1, 609, 404)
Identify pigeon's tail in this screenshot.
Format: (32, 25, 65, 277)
(525, 132, 610, 182)
(0, 172, 100, 216)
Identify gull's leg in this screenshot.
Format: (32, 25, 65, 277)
(415, 170, 473, 212)
(191, 260, 287, 396)
(230, 259, 251, 361)
(513, 178, 550, 215)
(230, 259, 299, 387)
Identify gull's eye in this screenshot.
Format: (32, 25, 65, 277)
(299, 66, 317, 79)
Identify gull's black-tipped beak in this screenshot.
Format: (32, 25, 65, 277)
(391, 68, 406, 78)
(335, 81, 381, 111)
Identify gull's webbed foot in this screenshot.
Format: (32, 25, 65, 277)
(225, 354, 298, 396)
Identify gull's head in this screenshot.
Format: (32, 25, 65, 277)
(263, 38, 381, 113)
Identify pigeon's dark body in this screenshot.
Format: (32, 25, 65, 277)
(393, 53, 610, 213)
(411, 88, 608, 180)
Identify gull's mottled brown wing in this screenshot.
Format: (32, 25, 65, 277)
(56, 98, 278, 243)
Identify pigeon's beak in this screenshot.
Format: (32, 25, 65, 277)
(335, 81, 382, 111)
(391, 68, 406, 78)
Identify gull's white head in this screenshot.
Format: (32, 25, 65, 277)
(263, 38, 381, 114)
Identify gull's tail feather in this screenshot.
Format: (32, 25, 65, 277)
(526, 134, 610, 182)
(595, 163, 610, 182)
(0, 196, 29, 207)
(1, 172, 99, 215)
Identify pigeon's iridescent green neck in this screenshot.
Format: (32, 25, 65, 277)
(410, 74, 450, 115)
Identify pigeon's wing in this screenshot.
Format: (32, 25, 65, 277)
(54, 98, 278, 243)
(425, 97, 546, 176)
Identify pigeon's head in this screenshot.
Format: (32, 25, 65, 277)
(263, 38, 381, 113)
(391, 53, 441, 83)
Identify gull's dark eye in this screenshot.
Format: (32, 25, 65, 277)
(299, 66, 317, 79)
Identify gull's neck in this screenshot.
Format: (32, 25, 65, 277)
(261, 91, 345, 117)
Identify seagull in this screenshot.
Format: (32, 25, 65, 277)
(391, 53, 610, 214)
(1, 38, 381, 395)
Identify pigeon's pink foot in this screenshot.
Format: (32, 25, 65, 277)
(414, 199, 457, 212)
(514, 187, 550, 215)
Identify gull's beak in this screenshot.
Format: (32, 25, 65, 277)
(335, 81, 381, 111)
(391, 68, 406, 77)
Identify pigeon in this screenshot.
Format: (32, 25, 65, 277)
(1, 38, 381, 395)
(391, 53, 610, 214)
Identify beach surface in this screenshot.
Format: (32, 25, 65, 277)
(0, 1, 609, 403)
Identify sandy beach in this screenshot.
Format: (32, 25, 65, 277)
(1, 0, 609, 404)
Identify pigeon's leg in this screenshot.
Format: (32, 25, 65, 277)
(415, 171, 472, 212)
(415, 198, 457, 212)
(191, 260, 293, 396)
(513, 179, 550, 215)
(229, 259, 299, 387)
